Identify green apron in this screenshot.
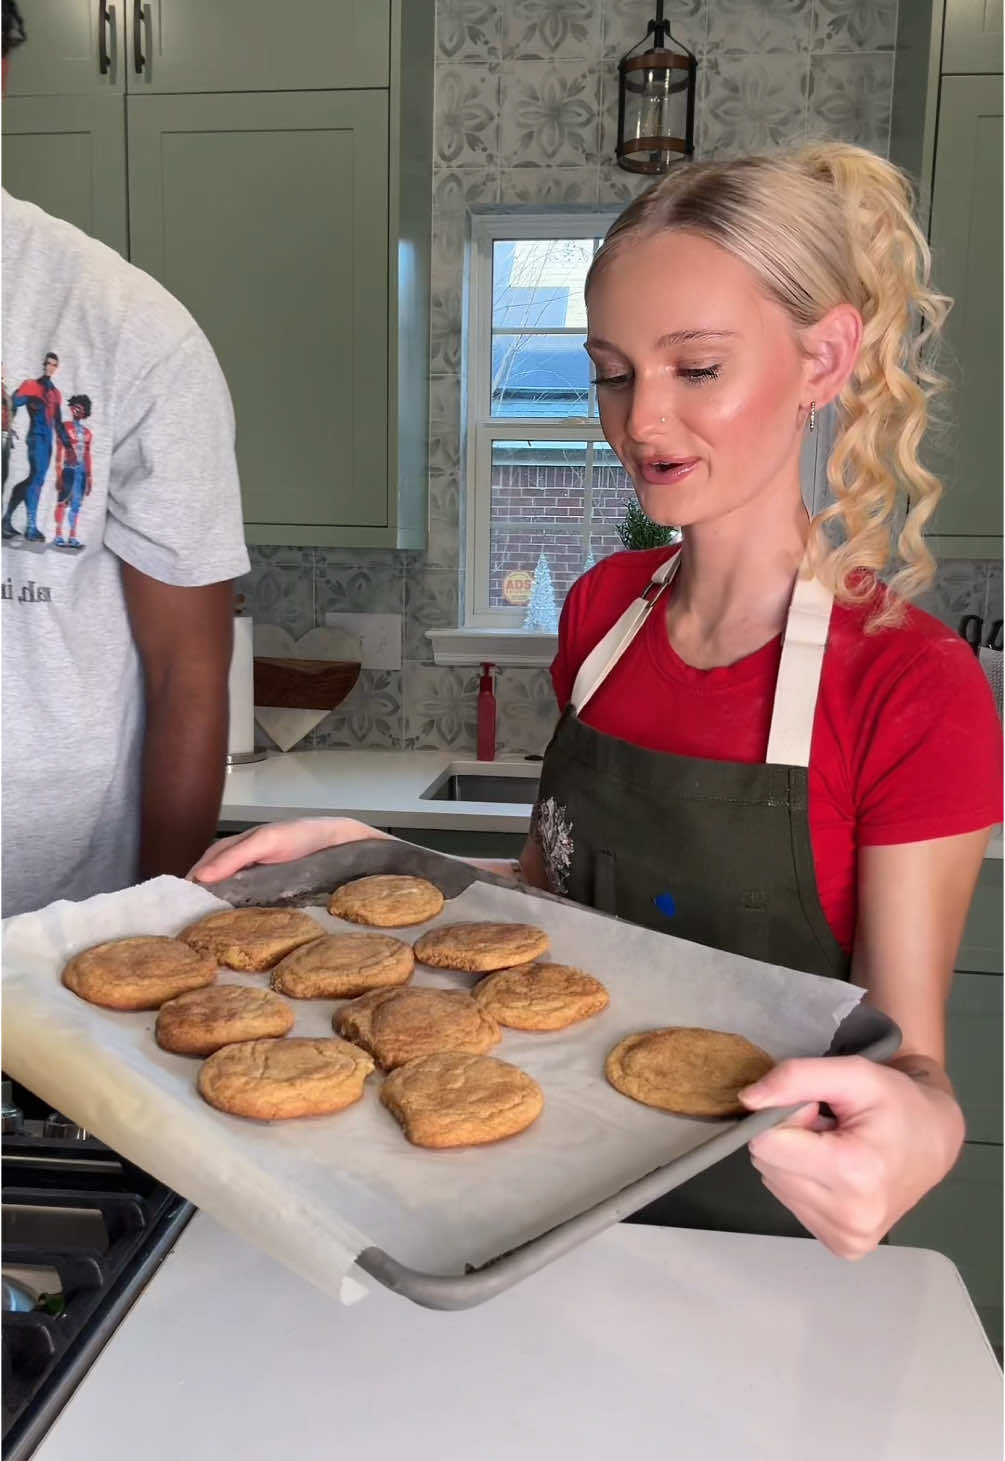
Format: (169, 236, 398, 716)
(533, 551, 851, 1237)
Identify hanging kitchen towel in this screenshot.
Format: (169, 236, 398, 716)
(254, 624, 362, 751)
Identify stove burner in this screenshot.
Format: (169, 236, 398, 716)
(1, 1078, 193, 1461)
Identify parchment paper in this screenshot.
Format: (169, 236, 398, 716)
(2, 873, 862, 1303)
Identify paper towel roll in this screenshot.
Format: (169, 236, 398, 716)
(228, 614, 256, 758)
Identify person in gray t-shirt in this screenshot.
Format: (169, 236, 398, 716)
(2, 1, 250, 915)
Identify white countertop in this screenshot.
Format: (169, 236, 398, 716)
(32, 1216, 1002, 1461)
(221, 748, 1003, 857)
(221, 750, 538, 832)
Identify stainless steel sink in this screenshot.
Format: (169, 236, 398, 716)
(420, 766, 539, 804)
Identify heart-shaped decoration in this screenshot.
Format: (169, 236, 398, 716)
(253, 623, 362, 752)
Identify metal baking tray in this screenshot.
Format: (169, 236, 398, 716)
(210, 838, 901, 1310)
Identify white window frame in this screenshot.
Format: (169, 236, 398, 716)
(453, 211, 618, 653)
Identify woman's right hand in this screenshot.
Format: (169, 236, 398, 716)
(189, 817, 391, 885)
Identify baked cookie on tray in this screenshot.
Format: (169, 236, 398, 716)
(179, 907, 322, 972)
(329, 874, 444, 928)
(271, 931, 414, 999)
(62, 936, 216, 1011)
(381, 1052, 544, 1148)
(473, 962, 609, 1031)
(155, 984, 294, 1057)
(197, 1036, 374, 1120)
(412, 921, 549, 973)
(333, 986, 500, 1071)
(605, 1027, 775, 1118)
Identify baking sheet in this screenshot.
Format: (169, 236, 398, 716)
(2, 870, 862, 1304)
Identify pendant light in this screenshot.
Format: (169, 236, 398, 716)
(616, 0, 697, 174)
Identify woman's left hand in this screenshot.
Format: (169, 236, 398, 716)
(739, 1055, 965, 1259)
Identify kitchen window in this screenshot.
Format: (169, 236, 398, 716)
(431, 211, 631, 665)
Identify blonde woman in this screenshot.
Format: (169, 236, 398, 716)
(195, 143, 1002, 1255)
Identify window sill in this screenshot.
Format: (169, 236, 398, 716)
(427, 628, 558, 668)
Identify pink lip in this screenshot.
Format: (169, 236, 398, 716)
(637, 457, 700, 486)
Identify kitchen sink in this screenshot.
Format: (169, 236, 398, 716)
(420, 767, 540, 804)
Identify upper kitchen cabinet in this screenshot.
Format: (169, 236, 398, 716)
(2, 0, 434, 548)
(128, 0, 390, 94)
(4, 0, 123, 95)
(3, 0, 388, 95)
(891, 0, 1003, 557)
(128, 91, 391, 537)
(1, 96, 128, 254)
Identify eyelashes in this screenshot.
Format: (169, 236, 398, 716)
(591, 366, 721, 388)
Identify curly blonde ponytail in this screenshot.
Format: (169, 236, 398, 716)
(793, 143, 949, 626)
(587, 142, 951, 628)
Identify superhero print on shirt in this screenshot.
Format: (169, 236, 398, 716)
(1, 351, 95, 554)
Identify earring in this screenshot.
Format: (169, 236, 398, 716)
(808, 400, 817, 433)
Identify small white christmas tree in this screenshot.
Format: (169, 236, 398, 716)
(522, 552, 559, 632)
(581, 548, 596, 574)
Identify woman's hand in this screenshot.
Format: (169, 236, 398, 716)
(189, 817, 391, 884)
(740, 1054, 965, 1259)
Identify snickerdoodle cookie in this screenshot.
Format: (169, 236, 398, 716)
(180, 907, 323, 972)
(333, 986, 500, 1071)
(197, 1036, 374, 1120)
(329, 874, 444, 928)
(412, 921, 549, 973)
(381, 1052, 544, 1148)
(62, 936, 217, 1011)
(473, 962, 609, 1031)
(605, 1027, 775, 1118)
(155, 984, 294, 1057)
(270, 932, 414, 999)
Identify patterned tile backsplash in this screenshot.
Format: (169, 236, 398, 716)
(243, 0, 1001, 758)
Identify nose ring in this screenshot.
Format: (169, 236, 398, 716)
(660, 415, 666, 423)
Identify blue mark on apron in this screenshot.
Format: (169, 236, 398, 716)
(654, 892, 676, 918)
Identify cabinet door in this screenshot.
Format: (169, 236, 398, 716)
(4, 0, 123, 96)
(1, 96, 128, 255)
(926, 75, 1003, 543)
(891, 1143, 1003, 1347)
(126, 92, 389, 533)
(947, 972, 1003, 1143)
(126, 0, 389, 94)
(943, 0, 1004, 73)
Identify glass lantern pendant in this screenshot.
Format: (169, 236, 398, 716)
(616, 0, 697, 174)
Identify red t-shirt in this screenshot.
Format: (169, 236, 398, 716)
(551, 547, 1003, 953)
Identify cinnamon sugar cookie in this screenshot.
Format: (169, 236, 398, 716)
(271, 932, 414, 999)
(62, 936, 216, 1011)
(473, 962, 609, 1031)
(413, 921, 549, 973)
(180, 907, 323, 972)
(605, 1027, 774, 1118)
(333, 985, 500, 1071)
(155, 984, 294, 1056)
(381, 1052, 544, 1148)
(197, 1036, 374, 1120)
(329, 874, 444, 928)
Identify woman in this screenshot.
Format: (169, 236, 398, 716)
(195, 142, 1001, 1257)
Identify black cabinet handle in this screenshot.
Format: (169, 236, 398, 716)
(133, 0, 145, 74)
(98, 0, 112, 74)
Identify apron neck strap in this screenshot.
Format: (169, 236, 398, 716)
(569, 549, 835, 769)
(764, 569, 834, 767)
(570, 551, 681, 714)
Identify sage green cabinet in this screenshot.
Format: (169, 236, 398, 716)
(942, 0, 1004, 73)
(1, 95, 128, 255)
(128, 91, 389, 534)
(129, 0, 390, 94)
(1, 0, 434, 548)
(4, 0, 122, 96)
(891, 0, 1003, 558)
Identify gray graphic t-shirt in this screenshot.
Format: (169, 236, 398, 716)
(2, 193, 250, 916)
